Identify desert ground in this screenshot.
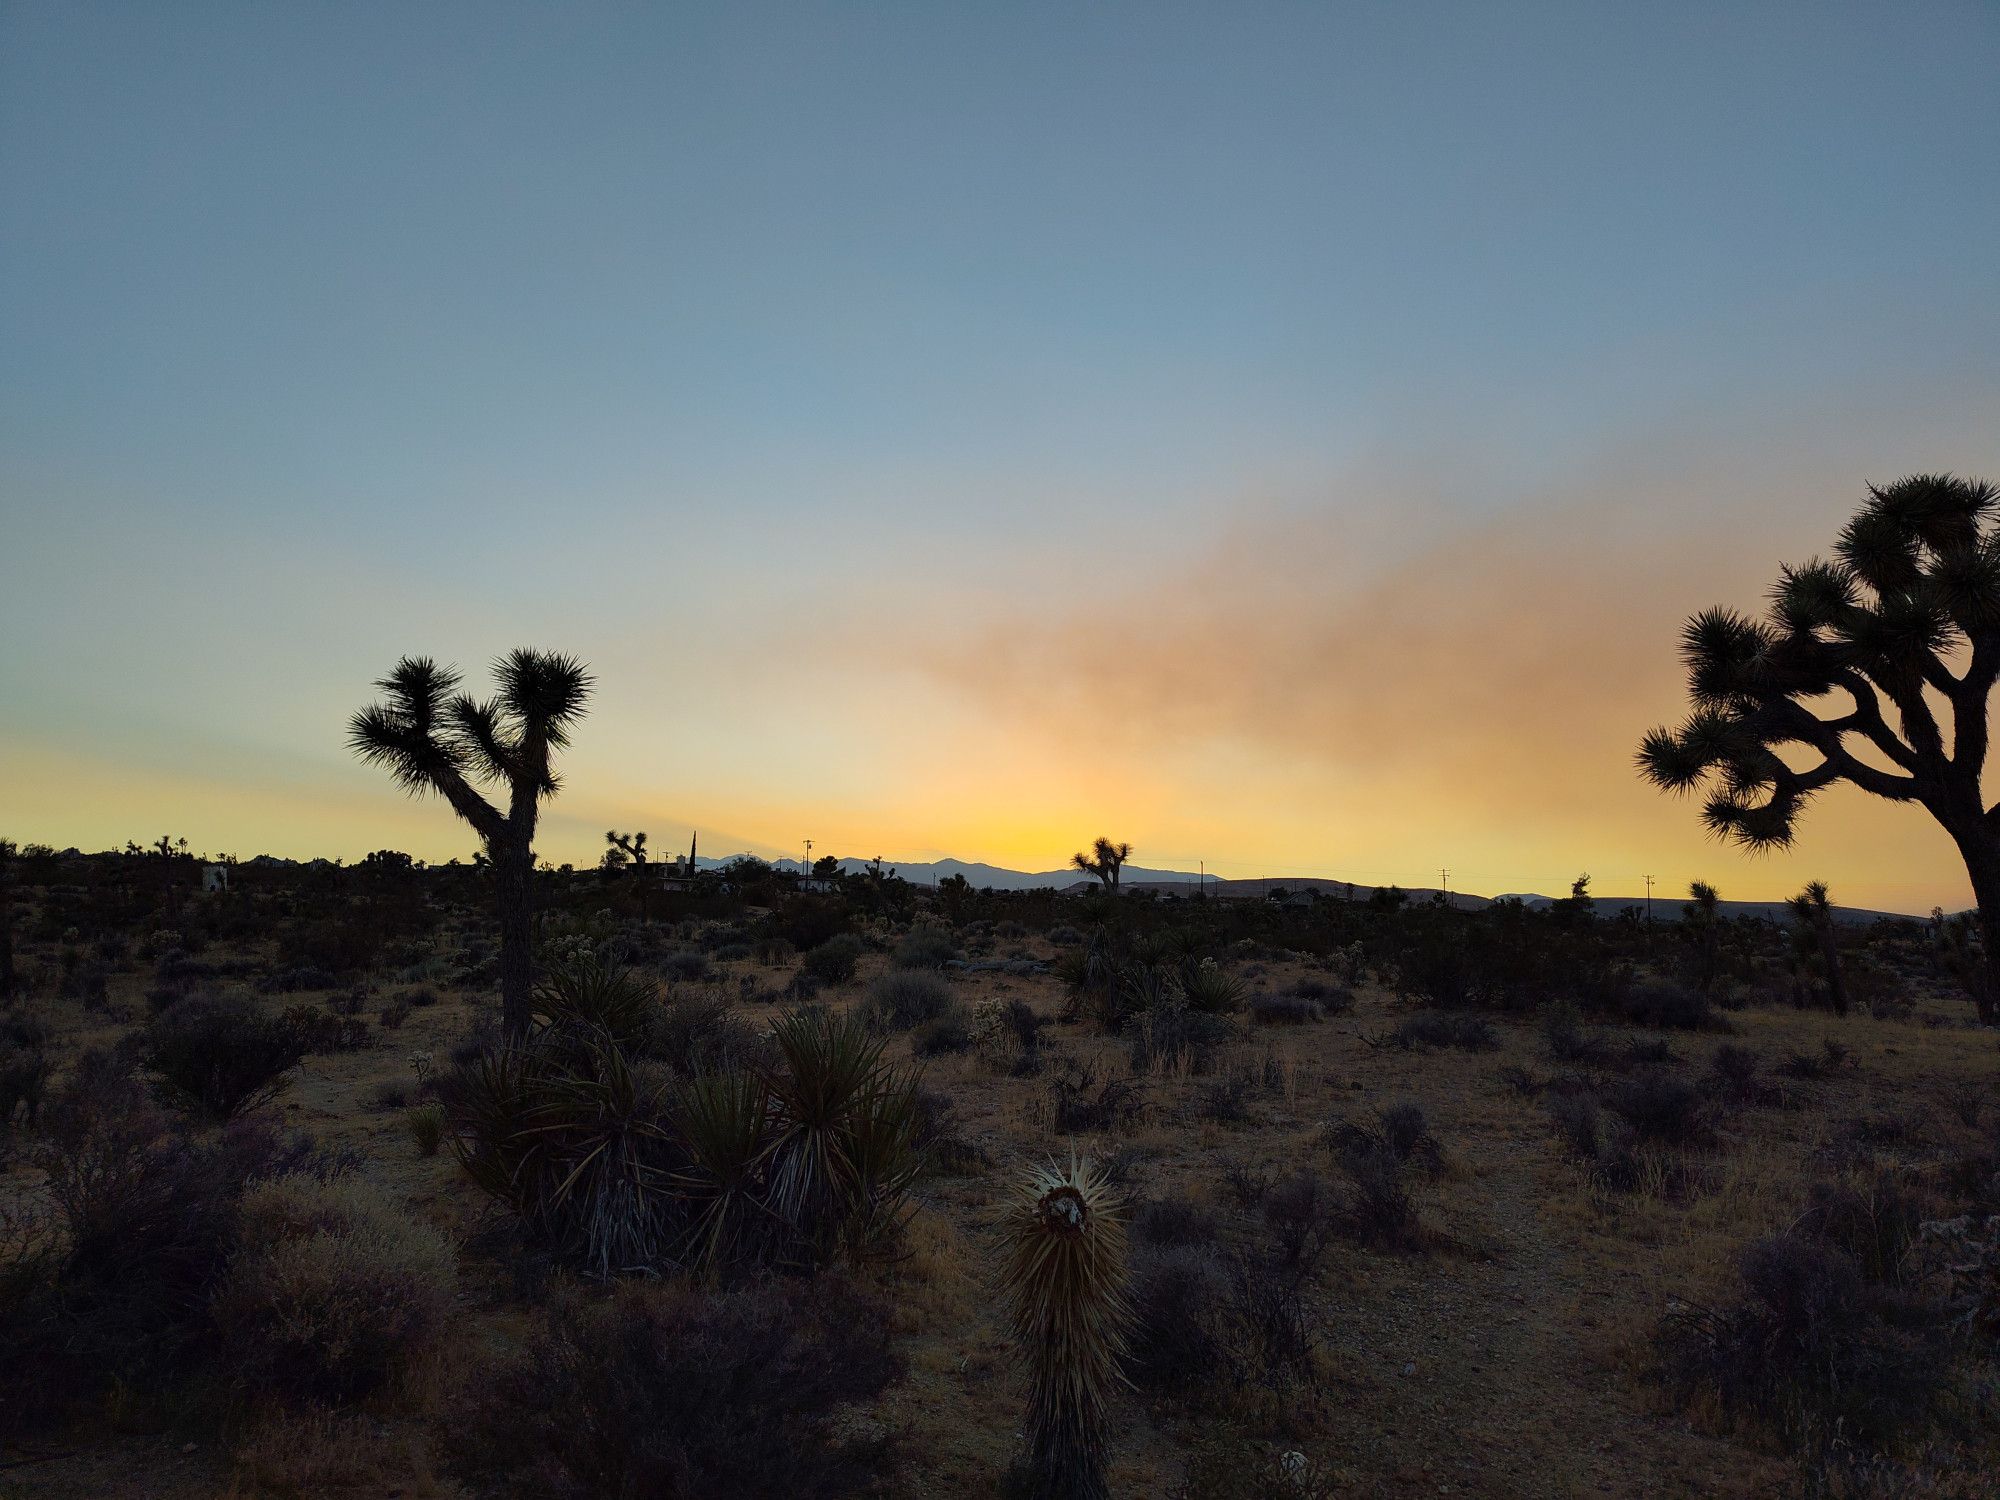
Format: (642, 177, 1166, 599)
(2, 854, 1997, 1498)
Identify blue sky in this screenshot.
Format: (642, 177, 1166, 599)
(3, 2, 1998, 906)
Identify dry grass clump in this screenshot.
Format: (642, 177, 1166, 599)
(214, 1173, 456, 1402)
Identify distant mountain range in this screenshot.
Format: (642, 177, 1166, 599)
(714, 854, 1934, 924)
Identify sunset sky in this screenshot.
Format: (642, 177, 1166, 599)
(4, 3, 1998, 912)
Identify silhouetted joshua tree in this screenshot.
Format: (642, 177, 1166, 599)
(1684, 880, 1723, 998)
(1786, 880, 1848, 1016)
(1070, 837, 1133, 893)
(606, 829, 649, 871)
(349, 651, 592, 1039)
(1640, 474, 2000, 1022)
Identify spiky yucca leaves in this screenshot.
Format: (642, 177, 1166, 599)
(349, 650, 592, 1038)
(444, 1025, 679, 1278)
(761, 1007, 924, 1267)
(1000, 1156, 1132, 1500)
(1638, 475, 2000, 1019)
(672, 1068, 772, 1276)
(533, 956, 658, 1046)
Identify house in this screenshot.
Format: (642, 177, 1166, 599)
(201, 864, 230, 893)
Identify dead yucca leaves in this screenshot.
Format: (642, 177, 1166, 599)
(1000, 1156, 1132, 1500)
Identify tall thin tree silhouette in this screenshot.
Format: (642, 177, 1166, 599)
(349, 651, 592, 1039)
(1639, 474, 2000, 1020)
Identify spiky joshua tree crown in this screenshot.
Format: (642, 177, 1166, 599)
(1638, 474, 2000, 850)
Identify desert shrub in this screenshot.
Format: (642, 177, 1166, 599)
(1126, 1001, 1231, 1076)
(213, 1174, 455, 1402)
(452, 1275, 899, 1500)
(1546, 1091, 1603, 1160)
(862, 970, 955, 1032)
(1262, 1170, 1337, 1271)
(145, 994, 307, 1119)
(408, 1102, 446, 1156)
(1386, 1010, 1497, 1052)
(1619, 977, 1716, 1031)
(378, 996, 412, 1029)
(1324, 1119, 1423, 1250)
(258, 964, 339, 995)
(59, 961, 110, 1007)
(1131, 1195, 1220, 1248)
(912, 1010, 974, 1056)
(1047, 1058, 1143, 1134)
(1796, 1172, 1932, 1288)
(911, 1087, 990, 1174)
(1126, 1244, 1232, 1395)
(405, 985, 439, 1008)
(645, 990, 766, 1074)
(1249, 993, 1320, 1025)
(1657, 1232, 1947, 1452)
(1225, 1251, 1319, 1391)
(0, 1071, 335, 1433)
(1199, 1075, 1253, 1124)
(1047, 925, 1082, 947)
(999, 997, 1046, 1049)
(0, 1022, 48, 1131)
(370, 1080, 410, 1113)
(1606, 1069, 1709, 1146)
(800, 934, 864, 986)
(661, 949, 711, 983)
(1377, 1102, 1440, 1167)
(283, 1003, 372, 1055)
(1289, 976, 1353, 1014)
(1706, 1043, 1784, 1108)
(1615, 1037, 1682, 1072)
(892, 924, 958, 971)
(1541, 999, 1603, 1063)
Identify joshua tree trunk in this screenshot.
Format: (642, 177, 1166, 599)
(1953, 831, 2000, 1025)
(495, 842, 536, 1039)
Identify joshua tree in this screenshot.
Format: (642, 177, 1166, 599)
(605, 829, 649, 872)
(1000, 1156, 1131, 1500)
(349, 651, 592, 1039)
(1684, 880, 1723, 998)
(1786, 880, 1848, 1016)
(1070, 837, 1133, 894)
(1639, 474, 2000, 1021)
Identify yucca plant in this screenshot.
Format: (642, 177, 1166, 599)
(1174, 957, 1244, 1015)
(533, 955, 657, 1046)
(444, 1026, 679, 1277)
(672, 1067, 772, 1276)
(761, 1006, 923, 1267)
(1000, 1156, 1132, 1500)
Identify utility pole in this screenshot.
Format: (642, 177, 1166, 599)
(803, 837, 813, 889)
(1440, 867, 1450, 902)
(1644, 873, 1655, 925)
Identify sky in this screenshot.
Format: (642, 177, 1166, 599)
(3, 2, 1998, 912)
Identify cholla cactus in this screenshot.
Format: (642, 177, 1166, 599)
(1000, 1156, 1131, 1500)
